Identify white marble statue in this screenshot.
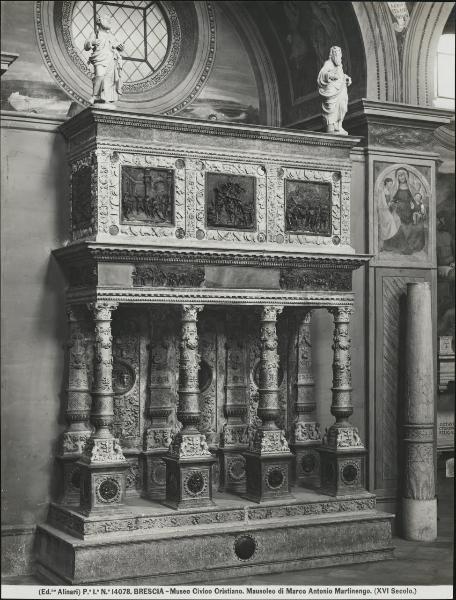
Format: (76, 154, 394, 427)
(84, 10, 124, 105)
(317, 46, 351, 135)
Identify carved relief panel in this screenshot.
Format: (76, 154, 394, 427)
(74, 147, 351, 250)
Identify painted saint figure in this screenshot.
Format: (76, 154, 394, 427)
(381, 168, 427, 255)
(84, 10, 124, 104)
(317, 46, 351, 135)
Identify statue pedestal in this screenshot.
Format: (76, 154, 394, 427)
(243, 449, 293, 503)
(319, 446, 366, 496)
(163, 454, 216, 510)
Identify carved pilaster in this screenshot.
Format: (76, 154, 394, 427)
(319, 305, 366, 496)
(143, 307, 174, 500)
(77, 302, 128, 514)
(58, 306, 92, 504)
(290, 310, 321, 488)
(243, 306, 293, 503)
(218, 310, 249, 494)
(164, 305, 215, 509)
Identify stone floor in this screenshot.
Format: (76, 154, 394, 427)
(2, 474, 453, 587)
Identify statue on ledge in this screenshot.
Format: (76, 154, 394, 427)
(317, 46, 351, 135)
(84, 10, 124, 105)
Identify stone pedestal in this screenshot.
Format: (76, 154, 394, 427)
(163, 305, 215, 509)
(77, 302, 128, 514)
(243, 306, 293, 503)
(319, 306, 366, 496)
(57, 307, 92, 505)
(290, 310, 321, 488)
(402, 282, 437, 541)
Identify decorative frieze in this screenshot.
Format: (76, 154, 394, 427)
(168, 433, 211, 458)
(132, 264, 205, 288)
(280, 268, 352, 291)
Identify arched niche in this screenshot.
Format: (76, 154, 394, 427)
(243, 1, 367, 129)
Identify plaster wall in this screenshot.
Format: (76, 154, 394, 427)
(1, 120, 68, 574)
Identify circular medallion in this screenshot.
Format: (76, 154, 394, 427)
(36, 1, 216, 113)
(109, 224, 119, 236)
(234, 535, 257, 561)
(266, 467, 285, 490)
(175, 227, 185, 239)
(175, 159, 185, 170)
(257, 166, 266, 176)
(301, 454, 316, 475)
(196, 229, 206, 240)
(257, 233, 266, 243)
(98, 478, 121, 503)
(195, 160, 205, 171)
(277, 168, 285, 178)
(332, 235, 341, 245)
(275, 233, 284, 244)
(341, 464, 358, 485)
(228, 458, 246, 481)
(184, 471, 206, 496)
(112, 359, 135, 395)
(332, 172, 341, 182)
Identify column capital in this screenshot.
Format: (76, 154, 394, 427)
(88, 301, 119, 321)
(328, 305, 354, 322)
(260, 305, 283, 322)
(181, 304, 203, 321)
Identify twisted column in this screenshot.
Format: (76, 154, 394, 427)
(61, 307, 92, 455)
(402, 282, 437, 541)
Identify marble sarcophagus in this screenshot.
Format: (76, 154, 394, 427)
(36, 107, 393, 584)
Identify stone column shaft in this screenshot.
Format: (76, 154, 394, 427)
(80, 301, 126, 465)
(61, 307, 92, 454)
(319, 305, 365, 496)
(402, 282, 437, 541)
(169, 304, 211, 458)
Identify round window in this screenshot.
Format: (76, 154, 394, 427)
(71, 1, 170, 90)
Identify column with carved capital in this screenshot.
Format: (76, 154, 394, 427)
(402, 282, 437, 541)
(142, 307, 174, 501)
(243, 306, 293, 502)
(57, 306, 92, 505)
(76, 302, 128, 514)
(163, 305, 215, 509)
(218, 309, 249, 494)
(319, 305, 366, 496)
(290, 310, 321, 488)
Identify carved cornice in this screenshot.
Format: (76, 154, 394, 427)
(53, 242, 371, 271)
(59, 107, 362, 150)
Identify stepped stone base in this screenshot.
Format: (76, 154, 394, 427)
(36, 489, 394, 585)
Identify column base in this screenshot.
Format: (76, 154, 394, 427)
(142, 450, 168, 501)
(162, 454, 216, 510)
(243, 451, 294, 503)
(77, 460, 129, 515)
(318, 446, 366, 496)
(290, 444, 321, 489)
(402, 497, 437, 541)
(217, 448, 247, 494)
